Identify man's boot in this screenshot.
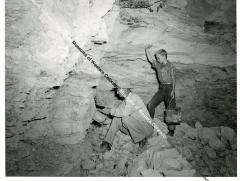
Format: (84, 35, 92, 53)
(96, 141, 111, 153)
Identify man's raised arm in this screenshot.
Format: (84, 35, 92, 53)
(145, 45, 155, 65)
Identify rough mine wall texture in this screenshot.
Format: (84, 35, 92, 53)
(96, 0, 236, 128)
(6, 0, 115, 175)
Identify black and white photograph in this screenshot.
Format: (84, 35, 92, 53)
(3, 0, 238, 179)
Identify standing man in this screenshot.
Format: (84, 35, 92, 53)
(97, 83, 154, 153)
(145, 45, 176, 118)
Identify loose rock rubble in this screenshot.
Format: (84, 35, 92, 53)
(168, 122, 237, 176)
(66, 116, 196, 177)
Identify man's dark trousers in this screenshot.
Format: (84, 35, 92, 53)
(147, 84, 176, 118)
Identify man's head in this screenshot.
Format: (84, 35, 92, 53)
(154, 49, 167, 64)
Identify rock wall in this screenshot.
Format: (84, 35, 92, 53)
(96, 0, 236, 129)
(6, 0, 116, 175)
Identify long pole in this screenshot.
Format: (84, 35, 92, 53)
(72, 41, 119, 89)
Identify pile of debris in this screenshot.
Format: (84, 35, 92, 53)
(90, 110, 236, 177)
(169, 122, 237, 176)
(89, 110, 196, 177)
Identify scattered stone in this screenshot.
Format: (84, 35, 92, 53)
(159, 148, 180, 159)
(122, 142, 135, 152)
(151, 148, 182, 171)
(186, 127, 197, 140)
(187, 145, 198, 153)
(162, 158, 182, 170)
(220, 126, 235, 145)
(177, 158, 192, 169)
(96, 163, 104, 169)
(163, 169, 196, 177)
(153, 119, 169, 135)
(174, 122, 190, 137)
(195, 121, 203, 129)
(128, 156, 147, 177)
(141, 169, 163, 177)
(152, 151, 162, 170)
(81, 159, 96, 170)
(103, 151, 113, 160)
(208, 137, 225, 151)
(209, 127, 221, 137)
(117, 155, 128, 169)
(205, 146, 216, 159)
(92, 111, 107, 123)
(148, 135, 171, 149)
(182, 146, 194, 161)
(199, 127, 218, 142)
(200, 137, 208, 145)
(173, 128, 185, 137)
(179, 123, 191, 131)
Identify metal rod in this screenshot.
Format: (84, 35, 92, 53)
(72, 41, 119, 89)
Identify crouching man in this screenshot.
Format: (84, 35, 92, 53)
(97, 84, 154, 153)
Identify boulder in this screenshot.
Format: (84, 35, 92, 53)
(151, 148, 181, 171)
(205, 146, 216, 159)
(208, 137, 225, 151)
(103, 151, 113, 160)
(128, 154, 148, 176)
(177, 158, 192, 169)
(186, 127, 197, 140)
(182, 146, 194, 161)
(159, 148, 181, 159)
(147, 135, 171, 149)
(174, 125, 186, 137)
(220, 126, 236, 145)
(153, 118, 169, 135)
(92, 111, 107, 123)
(81, 159, 96, 170)
(209, 127, 221, 137)
(122, 142, 135, 152)
(117, 155, 129, 169)
(179, 122, 191, 131)
(152, 151, 162, 170)
(195, 121, 203, 129)
(199, 127, 218, 141)
(162, 158, 182, 171)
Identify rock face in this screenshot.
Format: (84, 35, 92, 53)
(6, 0, 116, 175)
(97, 0, 236, 129)
(6, 0, 236, 177)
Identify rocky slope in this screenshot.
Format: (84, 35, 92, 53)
(6, 0, 236, 176)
